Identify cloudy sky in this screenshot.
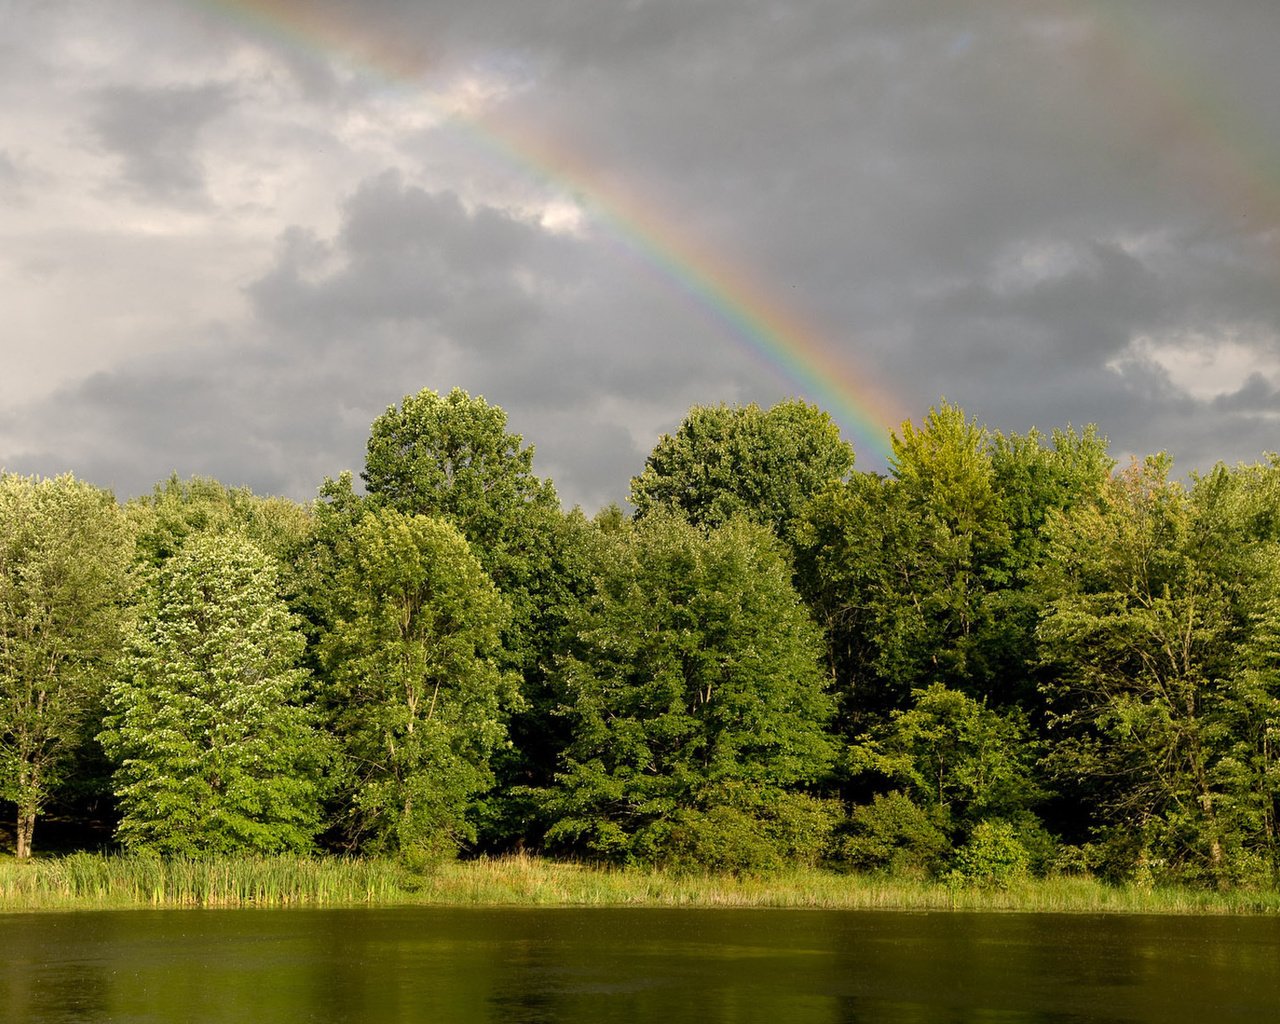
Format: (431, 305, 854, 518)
(3, 0, 1279, 509)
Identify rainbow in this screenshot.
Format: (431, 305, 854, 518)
(194, 0, 903, 461)
(1071, 0, 1280, 242)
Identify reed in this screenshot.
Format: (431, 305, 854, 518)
(3, 853, 1280, 914)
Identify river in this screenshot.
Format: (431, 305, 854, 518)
(3, 906, 1277, 1022)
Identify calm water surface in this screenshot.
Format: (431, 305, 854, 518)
(2, 906, 1278, 1023)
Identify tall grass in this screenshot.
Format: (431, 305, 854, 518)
(3, 853, 1280, 913)
(0, 853, 404, 909)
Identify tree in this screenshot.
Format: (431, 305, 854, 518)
(318, 509, 514, 856)
(1225, 578, 1280, 882)
(99, 534, 326, 855)
(795, 403, 1014, 731)
(541, 514, 836, 867)
(362, 387, 559, 575)
(358, 388, 597, 848)
(128, 475, 312, 565)
(1035, 456, 1268, 883)
(849, 683, 1042, 834)
(629, 399, 854, 544)
(0, 474, 132, 858)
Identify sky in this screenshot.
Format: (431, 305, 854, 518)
(3, 0, 1279, 510)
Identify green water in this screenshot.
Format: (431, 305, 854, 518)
(2, 907, 1277, 1022)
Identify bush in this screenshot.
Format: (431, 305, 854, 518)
(837, 792, 950, 875)
(949, 820, 1030, 888)
(650, 806, 785, 873)
(637, 790, 843, 874)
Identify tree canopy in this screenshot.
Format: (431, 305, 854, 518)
(0, 474, 132, 858)
(99, 533, 325, 855)
(629, 399, 853, 543)
(8, 394, 1280, 889)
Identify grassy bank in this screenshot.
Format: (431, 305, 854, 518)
(4, 853, 1280, 914)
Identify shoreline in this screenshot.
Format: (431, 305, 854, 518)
(3, 853, 1279, 915)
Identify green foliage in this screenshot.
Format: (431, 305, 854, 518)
(1036, 456, 1280, 884)
(100, 533, 326, 855)
(362, 387, 559, 574)
(989, 425, 1113, 579)
(796, 404, 1017, 725)
(850, 683, 1043, 825)
(0, 473, 133, 858)
(541, 514, 835, 864)
(838, 792, 951, 875)
(648, 791, 842, 874)
(358, 388, 595, 850)
(15, 397, 1280, 893)
(629, 399, 854, 543)
(318, 509, 515, 856)
(127, 474, 312, 572)
(949, 820, 1031, 888)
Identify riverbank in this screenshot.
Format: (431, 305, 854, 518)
(3, 853, 1280, 914)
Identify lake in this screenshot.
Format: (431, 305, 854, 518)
(2, 906, 1277, 1022)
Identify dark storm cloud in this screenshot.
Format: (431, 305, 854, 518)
(247, 171, 556, 347)
(7, 0, 1280, 506)
(89, 83, 232, 201)
(4, 170, 751, 505)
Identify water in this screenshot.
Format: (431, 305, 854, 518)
(2, 907, 1278, 1023)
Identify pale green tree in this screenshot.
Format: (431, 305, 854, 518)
(100, 534, 326, 854)
(127, 475, 314, 605)
(0, 474, 132, 858)
(318, 509, 515, 856)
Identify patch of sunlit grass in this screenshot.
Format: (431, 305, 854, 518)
(4, 853, 1280, 914)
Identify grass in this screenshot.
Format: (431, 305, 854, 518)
(4, 852, 1280, 913)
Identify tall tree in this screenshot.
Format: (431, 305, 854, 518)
(318, 509, 514, 856)
(541, 514, 836, 867)
(357, 388, 593, 848)
(1035, 456, 1270, 882)
(99, 534, 326, 855)
(0, 474, 132, 858)
(629, 399, 854, 544)
(127, 475, 314, 607)
(362, 387, 558, 575)
(796, 403, 1019, 730)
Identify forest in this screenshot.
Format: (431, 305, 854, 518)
(3, 388, 1280, 891)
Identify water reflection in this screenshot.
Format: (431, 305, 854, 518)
(1, 906, 1277, 1023)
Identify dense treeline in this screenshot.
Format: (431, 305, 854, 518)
(3, 389, 1279, 889)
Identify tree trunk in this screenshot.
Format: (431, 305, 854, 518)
(15, 806, 36, 860)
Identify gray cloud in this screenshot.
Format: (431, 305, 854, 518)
(5, 0, 1280, 507)
(89, 83, 232, 201)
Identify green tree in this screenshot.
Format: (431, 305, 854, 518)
(795, 406, 1109, 735)
(0, 474, 132, 858)
(851, 683, 1042, 826)
(795, 403, 1011, 728)
(989, 425, 1113, 580)
(318, 509, 514, 856)
(541, 514, 836, 866)
(362, 387, 559, 573)
(1225, 579, 1280, 881)
(1035, 456, 1272, 883)
(127, 475, 314, 611)
(629, 399, 854, 544)
(99, 534, 326, 855)
(357, 388, 600, 849)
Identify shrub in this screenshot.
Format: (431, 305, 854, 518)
(837, 792, 950, 875)
(950, 819, 1030, 887)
